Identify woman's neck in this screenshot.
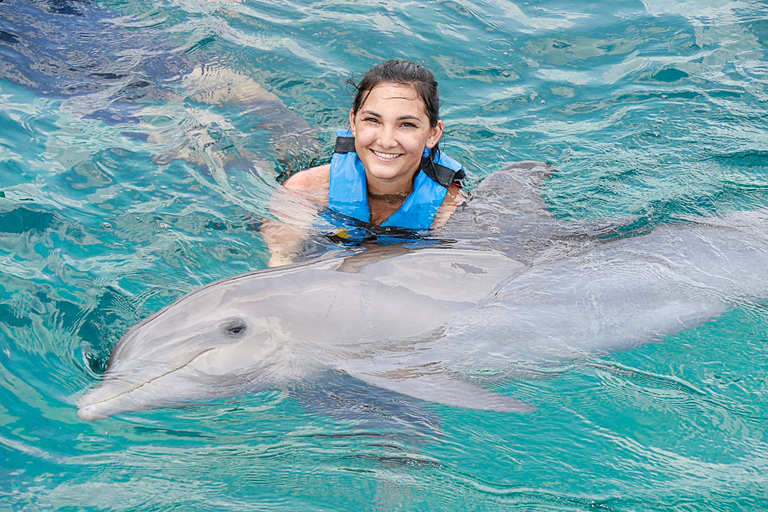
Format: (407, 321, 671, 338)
(364, 165, 420, 224)
(367, 189, 410, 205)
(367, 188, 412, 225)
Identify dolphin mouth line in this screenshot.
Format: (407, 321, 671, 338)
(79, 348, 217, 417)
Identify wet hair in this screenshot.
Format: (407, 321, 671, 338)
(347, 60, 442, 158)
(348, 59, 441, 128)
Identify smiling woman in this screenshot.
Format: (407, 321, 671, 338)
(260, 60, 467, 266)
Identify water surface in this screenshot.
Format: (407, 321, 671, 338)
(1, 0, 768, 509)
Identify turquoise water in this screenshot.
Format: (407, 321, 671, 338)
(2, 0, 768, 509)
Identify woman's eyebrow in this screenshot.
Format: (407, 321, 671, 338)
(360, 109, 422, 122)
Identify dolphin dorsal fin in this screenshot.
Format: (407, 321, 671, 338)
(466, 161, 556, 221)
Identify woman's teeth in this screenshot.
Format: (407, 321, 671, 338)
(373, 150, 400, 160)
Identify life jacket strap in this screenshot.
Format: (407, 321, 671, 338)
(421, 155, 466, 187)
(334, 136, 356, 154)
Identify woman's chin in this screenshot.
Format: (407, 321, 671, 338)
(365, 162, 421, 184)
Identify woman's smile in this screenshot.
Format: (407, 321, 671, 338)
(372, 150, 402, 160)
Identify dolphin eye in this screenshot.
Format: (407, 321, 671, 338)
(224, 320, 248, 337)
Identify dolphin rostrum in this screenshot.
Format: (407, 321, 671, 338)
(77, 166, 768, 420)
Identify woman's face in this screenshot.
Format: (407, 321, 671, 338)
(349, 82, 443, 190)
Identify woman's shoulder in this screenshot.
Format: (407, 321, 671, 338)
(283, 164, 331, 204)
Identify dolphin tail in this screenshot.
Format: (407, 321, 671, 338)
(347, 369, 535, 413)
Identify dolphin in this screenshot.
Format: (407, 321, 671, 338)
(77, 246, 533, 420)
(77, 165, 768, 421)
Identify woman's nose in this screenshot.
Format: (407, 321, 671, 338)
(377, 125, 397, 147)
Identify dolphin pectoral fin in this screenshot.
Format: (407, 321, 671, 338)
(347, 370, 535, 413)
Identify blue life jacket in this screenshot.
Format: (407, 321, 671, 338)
(327, 129, 465, 231)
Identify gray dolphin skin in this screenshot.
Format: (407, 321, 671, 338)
(77, 164, 768, 420)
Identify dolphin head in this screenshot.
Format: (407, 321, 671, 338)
(77, 275, 287, 420)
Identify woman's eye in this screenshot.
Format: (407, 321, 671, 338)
(364, 117, 379, 124)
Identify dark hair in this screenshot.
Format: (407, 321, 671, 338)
(348, 59, 441, 128)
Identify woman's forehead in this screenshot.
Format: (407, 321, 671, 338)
(358, 82, 427, 115)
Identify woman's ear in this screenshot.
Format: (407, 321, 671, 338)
(349, 109, 357, 136)
(426, 120, 444, 149)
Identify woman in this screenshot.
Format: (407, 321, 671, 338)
(262, 59, 467, 266)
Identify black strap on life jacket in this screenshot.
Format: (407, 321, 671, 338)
(334, 136, 356, 154)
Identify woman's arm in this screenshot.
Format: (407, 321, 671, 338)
(431, 183, 468, 230)
(260, 164, 331, 267)
(282, 164, 331, 203)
